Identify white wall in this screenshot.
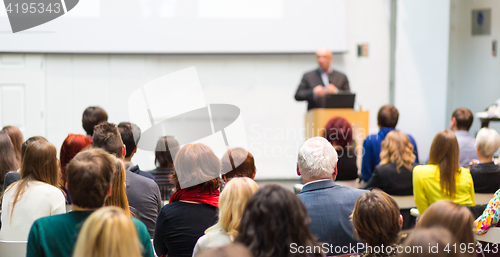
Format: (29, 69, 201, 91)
(448, 0, 500, 141)
(394, 0, 451, 162)
(0, 0, 392, 179)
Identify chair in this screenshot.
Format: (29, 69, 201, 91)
(391, 195, 416, 209)
(475, 193, 494, 205)
(293, 184, 304, 194)
(0, 240, 27, 257)
(475, 227, 500, 244)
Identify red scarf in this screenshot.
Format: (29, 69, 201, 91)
(169, 185, 220, 208)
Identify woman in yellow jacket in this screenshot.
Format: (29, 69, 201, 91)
(413, 130, 475, 214)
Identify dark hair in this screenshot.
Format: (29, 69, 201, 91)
(0, 132, 21, 186)
(172, 143, 220, 193)
(416, 200, 474, 248)
(378, 105, 399, 128)
(118, 122, 141, 158)
(399, 227, 464, 257)
(21, 136, 48, 160)
(324, 116, 353, 148)
(221, 148, 255, 181)
(60, 134, 92, 184)
(2, 126, 23, 164)
(452, 108, 473, 131)
(92, 123, 124, 158)
(235, 184, 323, 257)
(428, 130, 460, 199)
(66, 148, 115, 209)
(82, 106, 108, 136)
(155, 136, 180, 168)
(351, 190, 401, 247)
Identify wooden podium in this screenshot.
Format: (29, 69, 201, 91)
(304, 108, 369, 146)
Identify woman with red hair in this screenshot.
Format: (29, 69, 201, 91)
(324, 117, 358, 181)
(60, 134, 91, 203)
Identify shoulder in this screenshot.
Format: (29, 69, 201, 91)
(331, 69, 347, 78)
(303, 69, 320, 78)
(130, 217, 148, 233)
(364, 134, 379, 143)
(413, 165, 437, 176)
(127, 170, 158, 189)
(336, 185, 368, 196)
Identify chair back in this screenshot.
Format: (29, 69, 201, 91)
(0, 240, 27, 257)
(475, 193, 494, 205)
(391, 195, 416, 209)
(476, 227, 500, 244)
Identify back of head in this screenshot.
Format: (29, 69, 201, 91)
(66, 148, 115, 209)
(378, 105, 399, 128)
(399, 227, 464, 257)
(235, 184, 320, 257)
(196, 243, 253, 257)
(2, 125, 23, 164)
(155, 136, 180, 168)
(173, 143, 221, 191)
(452, 108, 473, 131)
(21, 140, 59, 187)
(60, 134, 91, 182)
(92, 123, 124, 159)
(117, 122, 141, 158)
(416, 200, 474, 246)
(379, 131, 415, 171)
(428, 130, 460, 198)
(324, 116, 353, 148)
(212, 177, 259, 240)
(351, 190, 401, 247)
(73, 206, 141, 257)
(475, 128, 500, 158)
(221, 148, 256, 180)
(21, 136, 48, 160)
(82, 106, 108, 136)
(0, 132, 20, 185)
(298, 137, 338, 181)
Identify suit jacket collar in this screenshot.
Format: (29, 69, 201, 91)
(300, 179, 337, 193)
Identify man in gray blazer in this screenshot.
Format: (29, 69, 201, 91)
(297, 137, 366, 256)
(295, 48, 350, 110)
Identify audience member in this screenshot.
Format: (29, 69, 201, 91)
(118, 122, 155, 180)
(150, 136, 179, 200)
(73, 207, 142, 257)
(92, 122, 161, 237)
(0, 140, 65, 241)
(220, 147, 256, 182)
(2, 125, 23, 165)
(0, 132, 20, 192)
(450, 107, 478, 167)
(195, 243, 253, 257)
(105, 159, 132, 217)
(60, 134, 92, 203)
(365, 131, 415, 195)
(361, 105, 419, 181)
(324, 116, 358, 181)
(3, 136, 47, 191)
(398, 227, 464, 257)
(193, 177, 259, 256)
(413, 130, 475, 214)
(154, 143, 220, 257)
(236, 184, 324, 257)
(475, 188, 500, 235)
(297, 137, 366, 255)
(351, 190, 402, 257)
(416, 200, 475, 256)
(469, 128, 500, 193)
(26, 148, 153, 257)
(82, 106, 108, 138)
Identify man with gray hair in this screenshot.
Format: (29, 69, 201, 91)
(297, 137, 366, 255)
(470, 128, 500, 193)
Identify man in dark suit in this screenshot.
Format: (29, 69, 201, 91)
(297, 137, 366, 256)
(295, 48, 350, 110)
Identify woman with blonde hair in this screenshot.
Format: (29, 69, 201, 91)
(105, 159, 132, 217)
(0, 140, 66, 240)
(365, 130, 415, 195)
(73, 206, 142, 257)
(192, 177, 259, 256)
(413, 130, 475, 214)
